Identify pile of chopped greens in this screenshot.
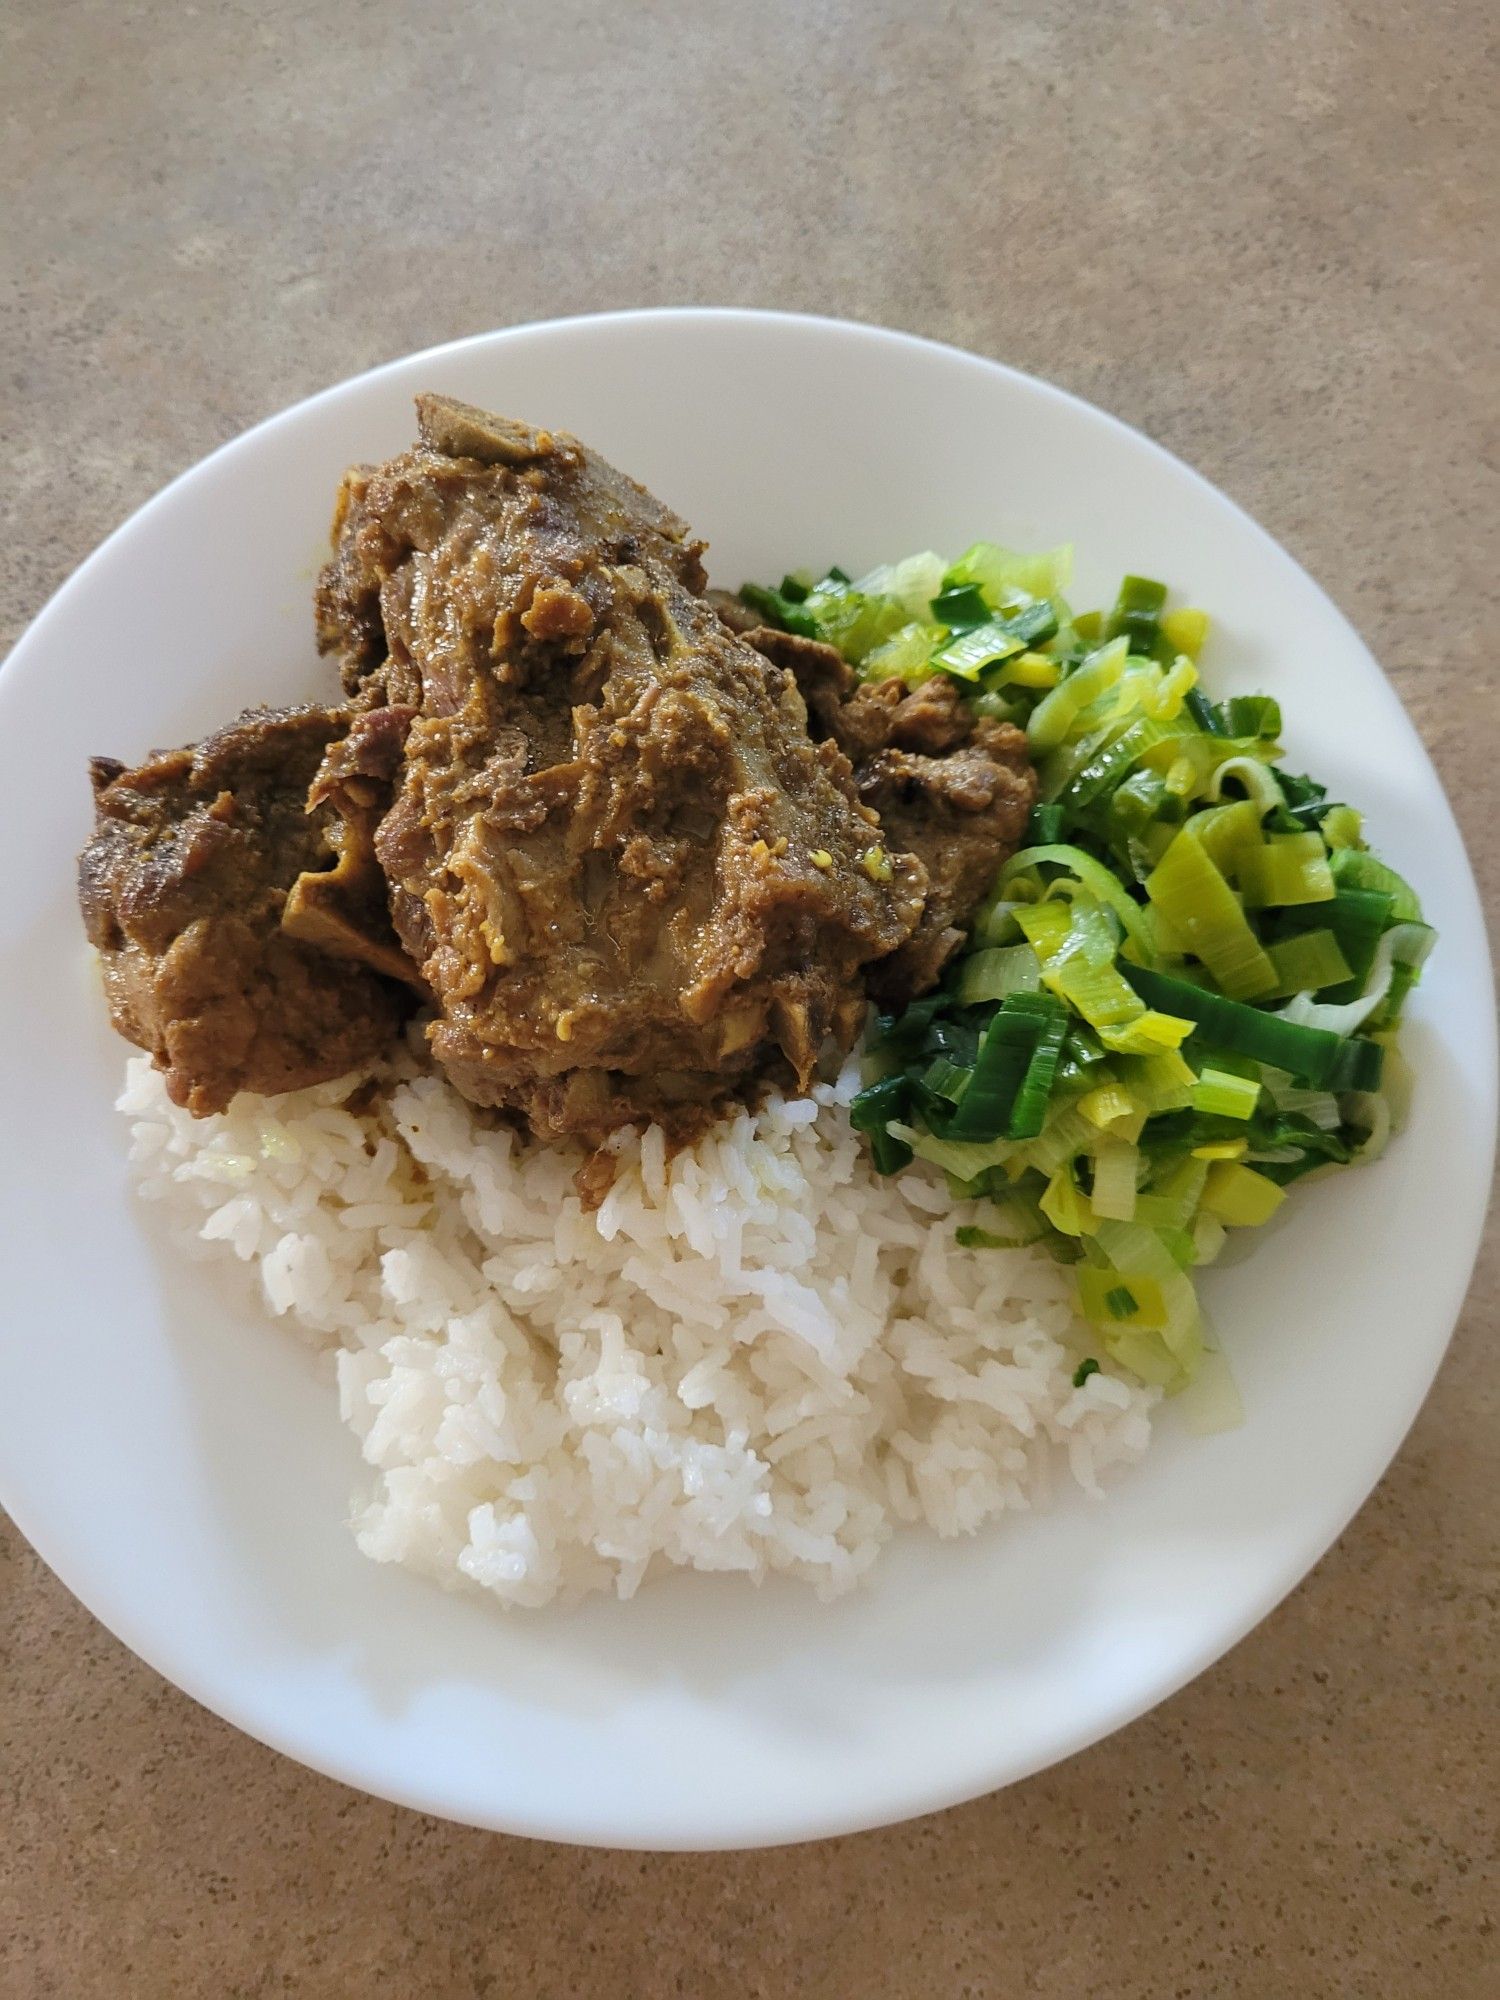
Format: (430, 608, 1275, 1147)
(740, 545, 1432, 1395)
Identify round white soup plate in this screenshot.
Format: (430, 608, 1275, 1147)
(0, 312, 1492, 1849)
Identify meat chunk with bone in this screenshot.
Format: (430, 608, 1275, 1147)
(78, 705, 412, 1115)
(314, 396, 928, 1145)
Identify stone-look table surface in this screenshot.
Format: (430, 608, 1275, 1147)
(2, 2, 1495, 1993)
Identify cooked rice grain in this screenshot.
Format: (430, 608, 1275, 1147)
(120, 1051, 1155, 1607)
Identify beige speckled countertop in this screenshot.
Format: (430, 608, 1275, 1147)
(3, 2, 1496, 1992)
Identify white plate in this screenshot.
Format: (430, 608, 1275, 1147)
(0, 312, 1492, 1850)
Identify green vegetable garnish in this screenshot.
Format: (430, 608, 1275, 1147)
(742, 550, 1430, 1400)
(930, 583, 991, 632)
(1106, 574, 1168, 655)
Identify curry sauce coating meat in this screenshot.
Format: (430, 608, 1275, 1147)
(739, 628, 1036, 996)
(78, 705, 411, 1116)
(313, 396, 928, 1145)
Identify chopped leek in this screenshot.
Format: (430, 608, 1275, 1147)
(1145, 816, 1279, 1000)
(954, 944, 1043, 1006)
(1040, 1164, 1092, 1235)
(942, 993, 1070, 1140)
(1322, 805, 1363, 850)
(1238, 833, 1335, 910)
(1210, 754, 1285, 813)
(1122, 962, 1379, 1090)
(1312, 886, 1395, 997)
(1000, 844, 1159, 961)
(852, 550, 947, 620)
(1027, 639, 1129, 752)
(862, 622, 939, 683)
(1274, 922, 1434, 1037)
(930, 583, 991, 631)
(890, 1121, 1012, 1184)
(738, 581, 819, 637)
(1027, 803, 1066, 845)
(1007, 1008, 1070, 1139)
(1105, 574, 1168, 654)
(955, 1195, 1047, 1248)
(1266, 929, 1353, 996)
(931, 620, 1025, 680)
(1090, 1140, 1140, 1221)
(1330, 846, 1424, 922)
(1174, 1348, 1245, 1435)
(1160, 607, 1209, 659)
(745, 543, 1431, 1395)
(1078, 1269, 1169, 1326)
(1192, 1068, 1262, 1119)
(1201, 1163, 1286, 1227)
(944, 541, 1073, 603)
(1006, 651, 1062, 690)
(1079, 1080, 1139, 1129)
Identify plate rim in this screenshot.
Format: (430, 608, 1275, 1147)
(2, 307, 1494, 1849)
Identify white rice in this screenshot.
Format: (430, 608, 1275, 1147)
(119, 1047, 1157, 1608)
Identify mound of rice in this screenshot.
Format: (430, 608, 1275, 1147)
(119, 1048, 1156, 1607)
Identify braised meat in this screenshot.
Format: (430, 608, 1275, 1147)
(314, 396, 928, 1145)
(79, 706, 411, 1115)
(287, 702, 422, 986)
(740, 629, 1036, 995)
(80, 396, 1040, 1149)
